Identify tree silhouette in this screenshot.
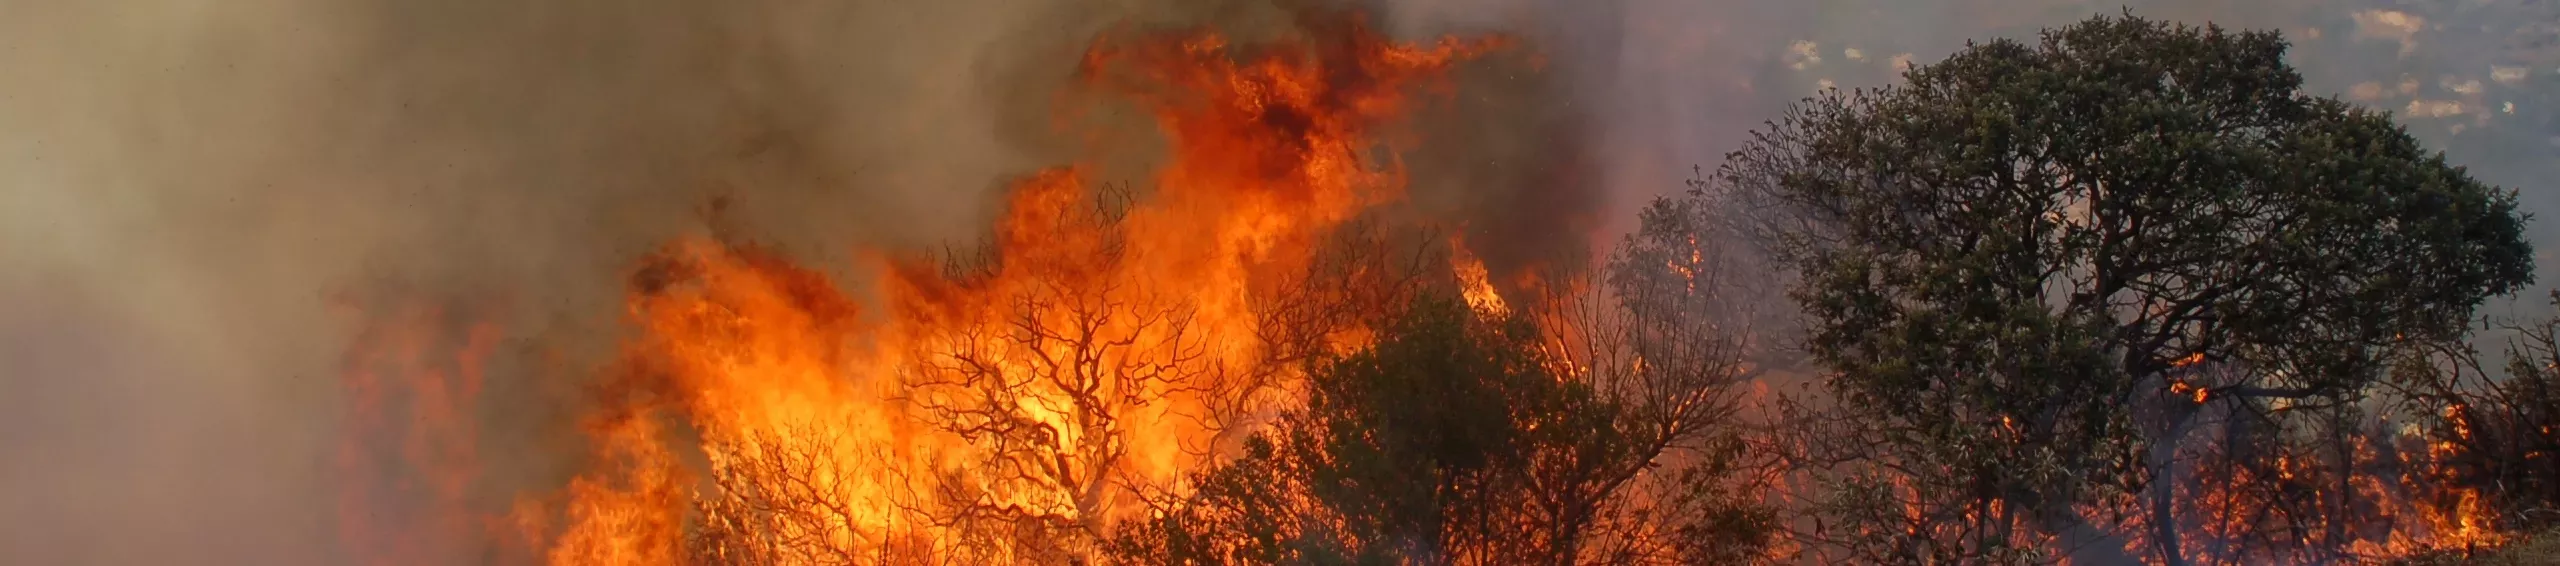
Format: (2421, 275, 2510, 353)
(1712, 13, 2534, 565)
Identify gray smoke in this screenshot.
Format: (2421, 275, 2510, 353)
(0, 1, 1139, 562)
(6, 0, 2556, 564)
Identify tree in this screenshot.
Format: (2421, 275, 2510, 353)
(666, 187, 1439, 565)
(1710, 14, 2534, 565)
(2388, 291, 2560, 541)
(1110, 298, 1776, 566)
(1109, 194, 1786, 566)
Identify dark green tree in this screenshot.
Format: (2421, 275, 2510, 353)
(1710, 13, 2534, 565)
(1109, 291, 1776, 565)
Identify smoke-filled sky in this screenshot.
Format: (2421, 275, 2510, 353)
(6, 0, 2558, 563)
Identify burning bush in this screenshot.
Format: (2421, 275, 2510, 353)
(2387, 291, 2560, 544)
(497, 8, 1512, 565)
(1113, 186, 1789, 565)
(1110, 296, 1779, 565)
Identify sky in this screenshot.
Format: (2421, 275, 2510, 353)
(4, 0, 2557, 563)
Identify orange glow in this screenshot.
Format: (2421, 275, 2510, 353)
(2170, 352, 2206, 367)
(503, 14, 1504, 564)
(542, 414, 686, 566)
(334, 302, 512, 566)
(335, 10, 2535, 566)
(2089, 400, 2513, 565)
(1451, 233, 1508, 316)
(2168, 381, 2209, 404)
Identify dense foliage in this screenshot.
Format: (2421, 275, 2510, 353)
(1707, 13, 2537, 565)
(1107, 297, 1776, 566)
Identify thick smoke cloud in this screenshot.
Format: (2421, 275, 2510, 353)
(0, 1, 1130, 562)
(5, 0, 2556, 564)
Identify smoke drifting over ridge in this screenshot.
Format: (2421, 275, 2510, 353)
(6, 0, 2559, 564)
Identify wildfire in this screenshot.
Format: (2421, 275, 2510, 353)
(2168, 381, 2209, 404)
(333, 13, 1508, 565)
(2093, 395, 2515, 565)
(2171, 352, 2206, 368)
(333, 301, 514, 566)
(331, 9, 2541, 566)
(1451, 233, 1508, 316)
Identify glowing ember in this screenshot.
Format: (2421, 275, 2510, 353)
(2168, 381, 2209, 404)
(2089, 394, 2517, 565)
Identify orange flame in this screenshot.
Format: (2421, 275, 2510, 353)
(510, 15, 1504, 563)
(1451, 233, 1508, 316)
(334, 302, 514, 566)
(2090, 398, 2514, 565)
(2168, 381, 2209, 404)
(2170, 352, 2206, 368)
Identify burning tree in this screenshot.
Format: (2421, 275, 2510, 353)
(332, 6, 2560, 566)
(501, 8, 1512, 566)
(2461, 308, 2560, 532)
(885, 181, 1439, 561)
(1108, 297, 1782, 566)
(1110, 191, 1787, 565)
(2381, 292, 2560, 554)
(1712, 13, 2535, 565)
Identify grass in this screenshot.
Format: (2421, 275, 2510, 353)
(2389, 528, 2560, 565)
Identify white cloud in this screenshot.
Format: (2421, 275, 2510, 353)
(2443, 76, 2482, 95)
(2406, 99, 2465, 118)
(2349, 82, 2384, 100)
(1787, 40, 1822, 70)
(2493, 66, 2529, 85)
(2352, 10, 2424, 56)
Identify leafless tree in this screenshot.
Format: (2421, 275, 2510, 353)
(687, 425, 948, 566)
(678, 177, 1442, 564)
